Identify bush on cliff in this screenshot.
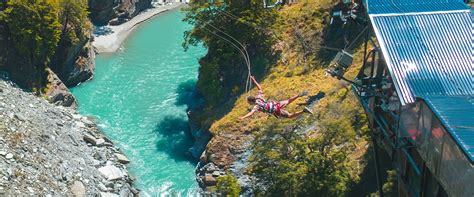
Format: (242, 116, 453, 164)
(216, 174, 241, 197)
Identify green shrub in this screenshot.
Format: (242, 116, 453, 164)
(216, 174, 241, 197)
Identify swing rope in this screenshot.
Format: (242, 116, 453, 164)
(198, 22, 253, 92)
(203, 21, 253, 92)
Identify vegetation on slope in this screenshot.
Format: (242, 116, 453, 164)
(208, 46, 370, 196)
(184, 0, 379, 194)
(208, 174, 241, 197)
(0, 0, 89, 92)
(50, 0, 91, 72)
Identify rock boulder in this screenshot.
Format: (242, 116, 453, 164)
(98, 165, 124, 181)
(88, 0, 117, 25)
(115, 153, 130, 164)
(203, 174, 217, 186)
(70, 181, 85, 197)
(44, 69, 78, 109)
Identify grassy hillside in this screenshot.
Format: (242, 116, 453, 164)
(184, 0, 389, 195)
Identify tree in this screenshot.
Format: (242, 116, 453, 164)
(57, 0, 90, 45)
(216, 174, 241, 197)
(249, 90, 367, 196)
(0, 0, 61, 89)
(183, 0, 276, 51)
(0, 0, 60, 66)
(299, 118, 355, 196)
(250, 124, 309, 195)
(250, 121, 356, 196)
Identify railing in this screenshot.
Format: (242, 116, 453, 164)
(351, 84, 424, 196)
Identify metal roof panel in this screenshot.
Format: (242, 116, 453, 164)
(423, 96, 474, 162)
(365, 0, 474, 162)
(365, 0, 469, 14)
(370, 11, 473, 105)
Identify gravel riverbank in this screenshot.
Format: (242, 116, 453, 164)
(0, 79, 137, 196)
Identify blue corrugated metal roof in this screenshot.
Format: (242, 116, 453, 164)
(371, 11, 473, 105)
(366, 0, 474, 162)
(365, 0, 469, 14)
(423, 96, 474, 162)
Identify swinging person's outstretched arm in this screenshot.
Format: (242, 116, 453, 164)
(240, 108, 257, 120)
(250, 76, 262, 92)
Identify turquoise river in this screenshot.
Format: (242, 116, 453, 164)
(71, 9, 206, 195)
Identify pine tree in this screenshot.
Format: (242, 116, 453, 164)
(57, 0, 90, 45)
(0, 0, 61, 65)
(49, 0, 90, 75)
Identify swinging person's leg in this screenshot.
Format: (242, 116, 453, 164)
(279, 94, 300, 108)
(286, 110, 305, 119)
(279, 91, 308, 108)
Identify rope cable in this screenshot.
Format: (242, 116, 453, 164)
(345, 26, 369, 51)
(199, 22, 253, 92)
(175, 8, 253, 92)
(204, 21, 253, 91)
(212, 12, 253, 69)
(205, 21, 251, 68)
(205, 6, 255, 91)
(207, 24, 252, 91)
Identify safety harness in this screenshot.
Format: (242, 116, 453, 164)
(256, 98, 281, 117)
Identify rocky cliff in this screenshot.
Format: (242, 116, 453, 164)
(1, 31, 92, 109)
(89, 0, 152, 25)
(44, 68, 78, 109)
(0, 78, 138, 196)
(49, 32, 95, 88)
(0, 0, 94, 109)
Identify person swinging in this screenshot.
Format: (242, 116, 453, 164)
(240, 76, 313, 119)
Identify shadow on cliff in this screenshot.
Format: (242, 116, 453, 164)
(153, 115, 198, 164)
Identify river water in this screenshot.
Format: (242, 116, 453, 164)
(71, 9, 206, 195)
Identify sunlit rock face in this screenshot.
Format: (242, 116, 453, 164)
(89, 0, 152, 26)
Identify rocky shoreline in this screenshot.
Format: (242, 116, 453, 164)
(187, 109, 255, 193)
(193, 129, 255, 193)
(0, 1, 205, 195)
(0, 79, 138, 196)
